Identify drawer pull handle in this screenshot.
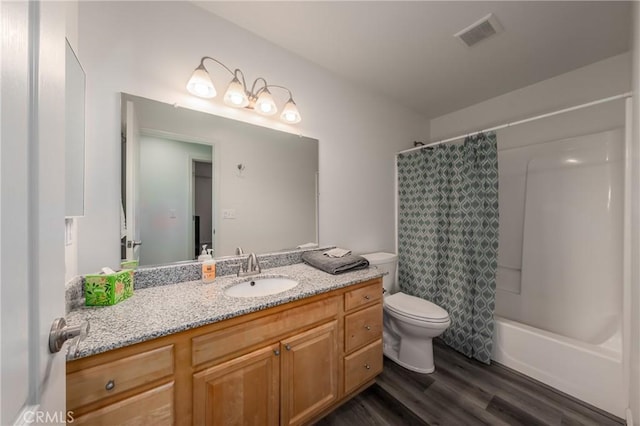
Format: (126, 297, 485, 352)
(105, 380, 115, 391)
(364, 325, 371, 331)
(285, 344, 291, 351)
(363, 295, 371, 300)
(364, 364, 371, 370)
(274, 349, 280, 356)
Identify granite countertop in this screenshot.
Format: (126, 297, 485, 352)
(65, 263, 384, 361)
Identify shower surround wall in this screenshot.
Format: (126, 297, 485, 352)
(430, 53, 631, 417)
(493, 128, 625, 416)
(498, 128, 623, 345)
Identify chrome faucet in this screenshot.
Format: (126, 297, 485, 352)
(238, 253, 261, 277)
(235, 247, 244, 255)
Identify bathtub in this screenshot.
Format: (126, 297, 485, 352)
(492, 315, 625, 417)
(492, 127, 627, 418)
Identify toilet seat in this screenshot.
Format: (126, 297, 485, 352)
(385, 292, 450, 323)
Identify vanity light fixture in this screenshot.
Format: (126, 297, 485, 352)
(186, 56, 302, 124)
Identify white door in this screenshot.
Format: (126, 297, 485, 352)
(125, 100, 142, 261)
(1, 1, 67, 424)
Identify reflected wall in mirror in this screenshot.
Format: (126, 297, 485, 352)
(121, 94, 318, 266)
(65, 39, 85, 217)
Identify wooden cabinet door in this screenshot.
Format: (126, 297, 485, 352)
(280, 321, 339, 426)
(193, 344, 280, 426)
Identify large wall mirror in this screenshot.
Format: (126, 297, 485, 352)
(121, 94, 318, 266)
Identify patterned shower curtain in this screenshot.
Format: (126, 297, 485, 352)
(397, 132, 499, 364)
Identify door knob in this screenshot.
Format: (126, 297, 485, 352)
(49, 317, 89, 354)
(127, 240, 142, 248)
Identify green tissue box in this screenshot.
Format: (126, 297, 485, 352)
(84, 269, 134, 306)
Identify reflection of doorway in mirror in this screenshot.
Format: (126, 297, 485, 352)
(193, 161, 213, 259)
(138, 133, 214, 266)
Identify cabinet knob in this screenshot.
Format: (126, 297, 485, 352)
(274, 349, 280, 356)
(363, 295, 371, 300)
(364, 364, 371, 370)
(285, 344, 291, 351)
(105, 380, 115, 391)
(364, 325, 371, 331)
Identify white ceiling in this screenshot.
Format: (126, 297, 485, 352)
(194, 1, 631, 119)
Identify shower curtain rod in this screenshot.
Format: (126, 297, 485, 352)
(398, 92, 632, 155)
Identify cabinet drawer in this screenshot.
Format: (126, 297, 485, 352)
(344, 340, 383, 394)
(67, 345, 174, 410)
(344, 303, 382, 353)
(192, 296, 340, 367)
(72, 382, 174, 425)
(344, 280, 382, 312)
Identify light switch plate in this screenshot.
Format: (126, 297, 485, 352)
(65, 218, 73, 246)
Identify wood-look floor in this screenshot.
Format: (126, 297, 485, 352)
(315, 341, 624, 426)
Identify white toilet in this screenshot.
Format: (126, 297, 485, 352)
(362, 252, 450, 374)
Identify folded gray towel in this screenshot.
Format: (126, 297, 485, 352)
(301, 251, 369, 275)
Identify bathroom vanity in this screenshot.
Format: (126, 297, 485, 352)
(65, 263, 383, 425)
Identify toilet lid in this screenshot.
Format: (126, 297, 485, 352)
(385, 292, 449, 322)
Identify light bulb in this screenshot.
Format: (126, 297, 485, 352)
(230, 93, 245, 105)
(255, 90, 277, 116)
(186, 65, 216, 99)
(280, 98, 301, 123)
(192, 83, 211, 97)
(224, 78, 249, 108)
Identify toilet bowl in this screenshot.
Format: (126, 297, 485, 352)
(383, 292, 450, 373)
(362, 252, 450, 374)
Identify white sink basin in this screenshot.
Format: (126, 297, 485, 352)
(224, 277, 299, 298)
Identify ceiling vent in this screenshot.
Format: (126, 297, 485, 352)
(454, 13, 503, 47)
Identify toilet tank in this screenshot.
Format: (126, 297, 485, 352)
(362, 252, 398, 294)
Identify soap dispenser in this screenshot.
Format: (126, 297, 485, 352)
(202, 248, 216, 283)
